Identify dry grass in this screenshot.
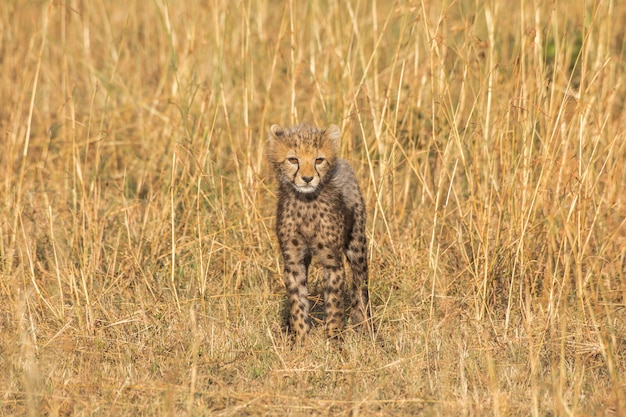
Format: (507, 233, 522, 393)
(1, 0, 625, 415)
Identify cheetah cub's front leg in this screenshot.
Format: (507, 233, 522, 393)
(267, 123, 371, 342)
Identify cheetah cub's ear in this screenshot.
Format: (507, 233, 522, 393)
(324, 124, 340, 142)
(267, 124, 288, 164)
(269, 124, 284, 138)
(323, 124, 340, 159)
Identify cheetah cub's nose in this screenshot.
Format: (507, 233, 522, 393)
(302, 176, 314, 183)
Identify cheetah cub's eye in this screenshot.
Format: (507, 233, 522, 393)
(287, 157, 298, 165)
(315, 158, 325, 165)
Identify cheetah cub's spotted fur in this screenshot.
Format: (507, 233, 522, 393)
(267, 123, 370, 341)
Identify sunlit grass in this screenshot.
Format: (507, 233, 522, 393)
(1, 0, 624, 415)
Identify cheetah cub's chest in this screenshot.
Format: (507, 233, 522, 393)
(267, 123, 370, 342)
(279, 190, 345, 244)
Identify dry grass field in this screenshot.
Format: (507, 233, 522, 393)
(2, 0, 625, 415)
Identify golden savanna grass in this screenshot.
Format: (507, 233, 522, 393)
(1, 0, 625, 415)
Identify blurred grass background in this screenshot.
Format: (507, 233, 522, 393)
(1, 0, 625, 415)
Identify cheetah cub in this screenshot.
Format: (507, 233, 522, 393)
(267, 123, 370, 341)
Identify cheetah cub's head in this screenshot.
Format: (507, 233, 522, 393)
(267, 124, 339, 194)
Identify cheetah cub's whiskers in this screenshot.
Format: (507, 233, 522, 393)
(267, 123, 371, 342)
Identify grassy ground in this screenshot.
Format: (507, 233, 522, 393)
(1, 0, 625, 415)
